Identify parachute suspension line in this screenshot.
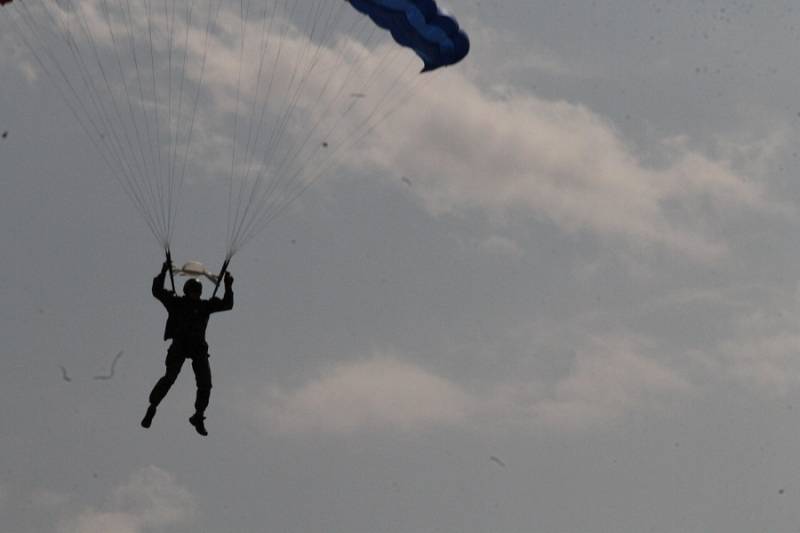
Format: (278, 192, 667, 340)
(120, 0, 164, 239)
(224, 0, 294, 255)
(259, 15, 393, 209)
(99, 0, 163, 242)
(53, 0, 148, 215)
(253, 0, 331, 189)
(223, 0, 301, 254)
(8, 0, 244, 251)
(168, 0, 189, 242)
(143, 0, 165, 236)
(266, 0, 337, 149)
(160, 0, 219, 249)
(225, 0, 252, 255)
(224, 4, 330, 252)
(227, 0, 370, 256)
(266, 8, 370, 181)
(6, 0, 164, 244)
(124, 0, 179, 248)
(5, 3, 150, 240)
(236, 0, 277, 185)
(70, 0, 157, 237)
(229, 13, 415, 255)
(174, 0, 225, 239)
(162, 0, 176, 243)
(226, 0, 280, 252)
(69, 0, 169, 243)
(226, 0, 299, 251)
(150, 0, 171, 241)
(231, 0, 279, 230)
(236, 48, 428, 253)
(226, 0, 311, 255)
(252, 0, 343, 193)
(167, 0, 195, 246)
(166, 0, 195, 245)
(70, 0, 177, 246)
(238, 63, 429, 254)
(49, 0, 166, 244)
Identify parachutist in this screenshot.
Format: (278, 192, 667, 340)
(142, 261, 234, 436)
(322, 141, 329, 147)
(1, 131, 7, 139)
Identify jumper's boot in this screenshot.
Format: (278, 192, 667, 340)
(189, 413, 208, 436)
(141, 405, 157, 428)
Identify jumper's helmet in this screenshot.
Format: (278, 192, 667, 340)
(183, 278, 202, 297)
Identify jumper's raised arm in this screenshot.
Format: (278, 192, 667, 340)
(152, 261, 174, 307)
(209, 273, 234, 313)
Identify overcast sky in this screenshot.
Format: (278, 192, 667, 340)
(5, 1, 800, 532)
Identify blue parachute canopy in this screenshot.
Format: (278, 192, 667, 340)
(347, 0, 470, 72)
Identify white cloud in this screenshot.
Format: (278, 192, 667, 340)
(357, 74, 781, 260)
(59, 466, 195, 533)
(261, 356, 472, 433)
(4, 2, 781, 258)
(251, 338, 689, 434)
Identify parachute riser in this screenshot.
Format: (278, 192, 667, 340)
(165, 249, 177, 294)
(211, 258, 230, 299)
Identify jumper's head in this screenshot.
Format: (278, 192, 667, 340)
(183, 278, 202, 300)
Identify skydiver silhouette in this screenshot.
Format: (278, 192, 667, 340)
(141, 261, 234, 436)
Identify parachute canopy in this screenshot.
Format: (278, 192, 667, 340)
(2, 0, 470, 260)
(347, 0, 470, 72)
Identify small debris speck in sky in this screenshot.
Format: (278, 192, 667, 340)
(401, 176, 412, 187)
(59, 365, 72, 382)
(93, 350, 124, 380)
(490, 456, 506, 468)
